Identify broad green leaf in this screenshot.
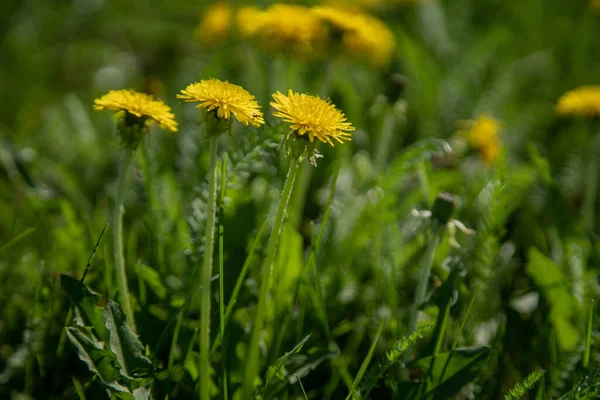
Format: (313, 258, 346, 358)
(103, 301, 154, 379)
(61, 274, 109, 341)
(65, 327, 128, 393)
(136, 264, 167, 299)
(526, 247, 580, 351)
(399, 347, 491, 399)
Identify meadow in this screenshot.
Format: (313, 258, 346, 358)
(2, 0, 600, 399)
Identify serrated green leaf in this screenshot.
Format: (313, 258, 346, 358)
(103, 300, 154, 379)
(136, 264, 167, 300)
(526, 247, 580, 351)
(61, 274, 109, 341)
(65, 327, 129, 393)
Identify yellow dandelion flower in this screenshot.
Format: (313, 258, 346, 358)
(556, 86, 600, 117)
(313, 4, 395, 67)
(271, 90, 354, 146)
(94, 89, 178, 132)
(178, 78, 264, 127)
(194, 2, 232, 45)
(243, 4, 325, 56)
(236, 6, 264, 38)
(458, 115, 502, 164)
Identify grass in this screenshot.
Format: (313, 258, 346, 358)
(2, 0, 600, 399)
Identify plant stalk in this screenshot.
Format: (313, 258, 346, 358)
(200, 135, 219, 400)
(242, 160, 299, 399)
(113, 148, 136, 332)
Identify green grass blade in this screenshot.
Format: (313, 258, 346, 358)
(346, 320, 385, 400)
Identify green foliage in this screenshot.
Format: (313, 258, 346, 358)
(505, 369, 545, 400)
(2, 0, 600, 398)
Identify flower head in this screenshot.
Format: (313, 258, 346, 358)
(242, 4, 325, 56)
(271, 90, 354, 146)
(178, 79, 264, 127)
(313, 4, 395, 67)
(456, 115, 501, 164)
(556, 86, 600, 118)
(94, 89, 178, 132)
(194, 2, 232, 45)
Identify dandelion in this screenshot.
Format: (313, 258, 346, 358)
(457, 115, 502, 164)
(178, 78, 262, 400)
(94, 89, 178, 134)
(556, 86, 600, 118)
(178, 78, 264, 128)
(271, 90, 354, 145)
(93, 89, 177, 333)
(313, 4, 396, 67)
(194, 2, 232, 45)
(236, 6, 264, 38)
(240, 4, 326, 56)
(241, 91, 353, 397)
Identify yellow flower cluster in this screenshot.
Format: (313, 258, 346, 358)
(194, 2, 232, 46)
(94, 89, 178, 132)
(194, 2, 395, 67)
(457, 115, 502, 164)
(555, 86, 600, 118)
(94, 80, 353, 158)
(243, 4, 326, 56)
(313, 4, 396, 67)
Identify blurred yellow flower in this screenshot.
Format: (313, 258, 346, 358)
(313, 4, 395, 67)
(178, 79, 264, 127)
(458, 115, 501, 164)
(236, 6, 263, 37)
(194, 2, 232, 45)
(94, 89, 178, 132)
(241, 4, 325, 56)
(271, 90, 354, 146)
(591, 0, 600, 12)
(556, 86, 600, 117)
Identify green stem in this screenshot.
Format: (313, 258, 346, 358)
(583, 158, 598, 234)
(218, 158, 229, 400)
(404, 222, 441, 364)
(242, 160, 300, 399)
(200, 135, 218, 400)
(141, 141, 165, 273)
(113, 148, 135, 332)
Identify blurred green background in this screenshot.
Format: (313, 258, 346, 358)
(2, 0, 600, 399)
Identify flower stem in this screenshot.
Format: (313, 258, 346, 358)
(242, 160, 300, 399)
(403, 222, 441, 368)
(113, 148, 136, 332)
(200, 135, 218, 400)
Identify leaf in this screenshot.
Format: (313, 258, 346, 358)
(103, 300, 154, 379)
(264, 334, 311, 389)
(346, 321, 385, 400)
(380, 139, 451, 191)
(65, 327, 129, 393)
(61, 274, 109, 341)
(399, 347, 491, 399)
(263, 346, 339, 398)
(358, 324, 434, 399)
(505, 369, 545, 400)
(136, 264, 167, 299)
(526, 247, 580, 351)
